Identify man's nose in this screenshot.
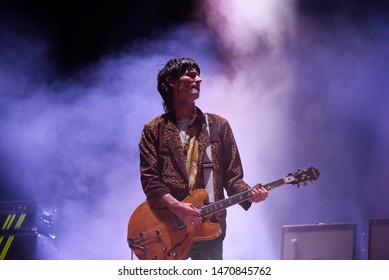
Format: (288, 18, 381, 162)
(194, 75, 202, 83)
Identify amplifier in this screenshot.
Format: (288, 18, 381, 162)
(0, 232, 37, 260)
(0, 200, 38, 260)
(281, 223, 356, 260)
(0, 200, 38, 233)
(368, 219, 389, 260)
(0, 232, 62, 260)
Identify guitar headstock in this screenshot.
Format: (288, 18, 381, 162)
(286, 167, 320, 187)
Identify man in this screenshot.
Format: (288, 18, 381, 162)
(138, 57, 268, 259)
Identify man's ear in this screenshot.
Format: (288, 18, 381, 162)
(166, 77, 175, 87)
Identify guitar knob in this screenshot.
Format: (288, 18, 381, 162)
(162, 246, 167, 251)
(172, 251, 177, 257)
(152, 254, 157, 260)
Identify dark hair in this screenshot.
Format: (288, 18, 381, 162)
(157, 58, 200, 114)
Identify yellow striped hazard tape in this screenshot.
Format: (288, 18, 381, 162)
(1, 213, 27, 231)
(14, 213, 26, 229)
(2, 214, 16, 231)
(0, 235, 15, 260)
(0, 213, 27, 260)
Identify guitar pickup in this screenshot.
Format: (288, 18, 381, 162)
(175, 217, 186, 229)
(203, 163, 213, 169)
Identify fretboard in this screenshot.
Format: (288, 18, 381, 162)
(201, 177, 288, 217)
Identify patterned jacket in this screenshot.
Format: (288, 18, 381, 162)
(139, 107, 252, 238)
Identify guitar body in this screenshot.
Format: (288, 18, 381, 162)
(127, 167, 320, 260)
(127, 189, 221, 260)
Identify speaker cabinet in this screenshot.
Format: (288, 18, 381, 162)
(0, 200, 37, 232)
(0, 232, 37, 260)
(281, 223, 356, 260)
(0, 200, 38, 260)
(368, 219, 389, 260)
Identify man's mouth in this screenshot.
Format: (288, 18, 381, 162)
(191, 85, 199, 91)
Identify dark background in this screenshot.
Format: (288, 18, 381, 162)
(0, 0, 195, 77)
(1, 0, 388, 260)
(1, 0, 388, 77)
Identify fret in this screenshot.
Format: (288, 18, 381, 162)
(263, 178, 286, 191)
(201, 177, 290, 217)
(200, 168, 319, 218)
(201, 179, 286, 217)
(202, 189, 252, 217)
(128, 167, 319, 260)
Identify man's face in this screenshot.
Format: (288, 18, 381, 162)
(170, 68, 202, 105)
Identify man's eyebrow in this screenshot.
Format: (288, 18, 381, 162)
(187, 69, 199, 74)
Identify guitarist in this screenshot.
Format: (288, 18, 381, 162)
(138, 58, 268, 259)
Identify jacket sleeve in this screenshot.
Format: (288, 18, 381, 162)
(221, 119, 252, 211)
(139, 122, 170, 200)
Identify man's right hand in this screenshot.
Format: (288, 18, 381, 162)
(160, 194, 202, 225)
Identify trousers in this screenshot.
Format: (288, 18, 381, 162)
(189, 237, 223, 260)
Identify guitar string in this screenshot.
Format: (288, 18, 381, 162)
(130, 216, 185, 244)
(130, 169, 318, 247)
(132, 201, 242, 245)
(132, 188, 264, 244)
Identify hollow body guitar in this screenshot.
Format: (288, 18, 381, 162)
(127, 167, 320, 260)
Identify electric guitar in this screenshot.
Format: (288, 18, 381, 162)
(127, 167, 320, 260)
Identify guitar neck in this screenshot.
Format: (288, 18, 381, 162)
(201, 177, 288, 218)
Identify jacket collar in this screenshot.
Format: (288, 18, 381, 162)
(164, 107, 210, 184)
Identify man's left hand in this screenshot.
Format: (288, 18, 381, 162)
(249, 183, 268, 203)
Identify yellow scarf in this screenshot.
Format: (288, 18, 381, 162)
(184, 126, 199, 192)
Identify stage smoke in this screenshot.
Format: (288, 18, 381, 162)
(1, 1, 388, 259)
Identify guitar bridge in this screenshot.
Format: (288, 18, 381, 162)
(127, 237, 147, 252)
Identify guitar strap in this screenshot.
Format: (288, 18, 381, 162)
(203, 113, 215, 203)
